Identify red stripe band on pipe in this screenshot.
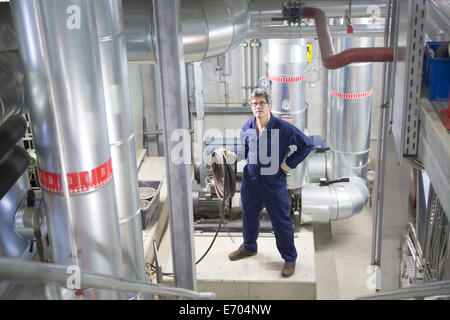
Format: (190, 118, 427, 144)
(268, 74, 306, 83)
(281, 115, 293, 122)
(330, 89, 373, 99)
(38, 158, 113, 194)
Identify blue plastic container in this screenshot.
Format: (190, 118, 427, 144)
(423, 42, 450, 101)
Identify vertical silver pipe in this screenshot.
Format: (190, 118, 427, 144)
(93, 0, 145, 287)
(153, 0, 197, 292)
(11, 0, 123, 299)
(372, 0, 394, 267)
(240, 41, 249, 104)
(327, 37, 375, 180)
(250, 39, 261, 89)
(268, 39, 308, 189)
(246, 40, 253, 100)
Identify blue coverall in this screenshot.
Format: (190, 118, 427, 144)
(238, 113, 314, 262)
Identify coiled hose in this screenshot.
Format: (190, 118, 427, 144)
(195, 154, 236, 264)
(148, 154, 237, 277)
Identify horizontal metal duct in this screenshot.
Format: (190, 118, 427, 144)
(124, 0, 249, 63)
(246, 24, 385, 39)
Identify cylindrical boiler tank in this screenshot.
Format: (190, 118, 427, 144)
(268, 39, 308, 189)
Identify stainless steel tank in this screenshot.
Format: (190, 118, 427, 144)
(268, 39, 308, 189)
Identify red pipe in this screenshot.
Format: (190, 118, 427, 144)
(302, 7, 394, 69)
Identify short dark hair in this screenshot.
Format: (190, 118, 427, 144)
(250, 88, 271, 104)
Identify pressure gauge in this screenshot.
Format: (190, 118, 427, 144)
(281, 99, 292, 111)
(258, 76, 270, 89)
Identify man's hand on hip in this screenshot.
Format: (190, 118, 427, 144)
(280, 160, 291, 174)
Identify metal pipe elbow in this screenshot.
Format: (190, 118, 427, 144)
(302, 7, 393, 69)
(301, 176, 369, 223)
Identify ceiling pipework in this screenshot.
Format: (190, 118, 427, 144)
(247, 0, 387, 25)
(124, 0, 249, 63)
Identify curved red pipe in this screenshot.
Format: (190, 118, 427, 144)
(302, 7, 394, 69)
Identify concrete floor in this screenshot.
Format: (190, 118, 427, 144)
(314, 204, 376, 299)
(161, 228, 316, 300)
(154, 203, 376, 300)
(141, 151, 378, 300)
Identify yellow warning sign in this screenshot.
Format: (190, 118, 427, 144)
(307, 43, 312, 62)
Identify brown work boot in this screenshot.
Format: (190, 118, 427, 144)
(281, 261, 296, 277)
(228, 245, 257, 261)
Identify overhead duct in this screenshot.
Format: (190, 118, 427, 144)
(11, 0, 124, 299)
(124, 0, 249, 63)
(268, 38, 309, 189)
(93, 0, 146, 287)
(247, 24, 385, 39)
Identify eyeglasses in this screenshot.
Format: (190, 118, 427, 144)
(251, 101, 268, 108)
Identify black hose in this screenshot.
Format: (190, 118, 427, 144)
(150, 155, 236, 276)
(195, 155, 235, 265)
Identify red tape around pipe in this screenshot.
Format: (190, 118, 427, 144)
(268, 74, 306, 83)
(330, 89, 373, 99)
(38, 158, 113, 194)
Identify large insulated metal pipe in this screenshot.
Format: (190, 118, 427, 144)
(0, 51, 24, 125)
(268, 39, 308, 189)
(93, 0, 145, 286)
(123, 0, 249, 63)
(301, 176, 369, 223)
(302, 7, 393, 69)
(11, 0, 123, 299)
(327, 37, 374, 179)
(246, 24, 385, 39)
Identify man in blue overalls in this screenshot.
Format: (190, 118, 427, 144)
(214, 88, 313, 277)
